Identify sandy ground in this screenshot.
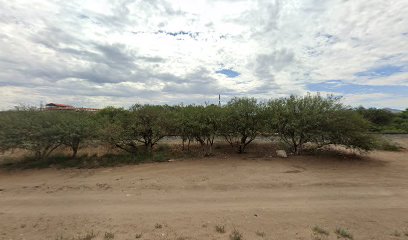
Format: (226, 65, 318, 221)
(0, 139, 408, 240)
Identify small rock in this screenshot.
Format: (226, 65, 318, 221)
(276, 150, 287, 158)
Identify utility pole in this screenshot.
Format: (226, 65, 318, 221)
(218, 94, 221, 107)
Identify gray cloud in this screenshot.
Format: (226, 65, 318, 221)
(0, 0, 407, 109)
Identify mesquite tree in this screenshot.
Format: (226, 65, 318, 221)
(189, 104, 222, 155)
(96, 107, 139, 154)
(0, 110, 64, 159)
(220, 97, 265, 153)
(130, 104, 171, 151)
(267, 94, 375, 154)
(173, 105, 198, 151)
(59, 112, 96, 158)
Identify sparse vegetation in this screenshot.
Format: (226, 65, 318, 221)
(391, 230, 401, 237)
(255, 230, 265, 237)
(311, 225, 329, 240)
(54, 232, 97, 240)
(229, 229, 243, 240)
(376, 138, 403, 151)
(176, 237, 188, 240)
(215, 225, 226, 233)
(155, 223, 163, 229)
(135, 233, 143, 239)
(104, 232, 114, 240)
(74, 231, 96, 240)
(335, 227, 353, 239)
(312, 226, 329, 236)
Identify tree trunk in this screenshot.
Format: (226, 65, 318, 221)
(238, 136, 247, 154)
(71, 139, 80, 158)
(72, 146, 78, 158)
(182, 138, 185, 151)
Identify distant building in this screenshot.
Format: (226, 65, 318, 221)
(45, 103, 76, 111)
(45, 103, 99, 112)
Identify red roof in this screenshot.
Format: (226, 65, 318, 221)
(46, 103, 74, 108)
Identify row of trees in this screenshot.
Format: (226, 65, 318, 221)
(0, 95, 382, 160)
(356, 107, 408, 133)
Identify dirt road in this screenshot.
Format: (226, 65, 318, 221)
(1, 146, 408, 239)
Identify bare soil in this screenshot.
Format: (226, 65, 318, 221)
(0, 138, 408, 240)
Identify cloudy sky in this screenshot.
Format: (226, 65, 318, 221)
(1, 0, 408, 109)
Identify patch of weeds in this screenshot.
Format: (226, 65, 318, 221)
(154, 223, 163, 229)
(312, 226, 329, 236)
(0, 146, 177, 170)
(311, 225, 329, 240)
(104, 232, 114, 240)
(255, 230, 265, 237)
(176, 237, 188, 240)
(215, 225, 226, 233)
(55, 235, 69, 240)
(334, 227, 353, 240)
(229, 229, 243, 240)
(135, 233, 143, 238)
(391, 230, 401, 237)
(75, 231, 96, 240)
(404, 230, 408, 237)
(376, 138, 403, 151)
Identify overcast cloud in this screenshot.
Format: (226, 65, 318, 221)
(0, 0, 407, 109)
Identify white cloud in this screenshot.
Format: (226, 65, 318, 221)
(0, 0, 407, 109)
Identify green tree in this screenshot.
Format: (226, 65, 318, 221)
(356, 107, 396, 131)
(96, 107, 139, 154)
(267, 94, 375, 154)
(220, 97, 265, 153)
(173, 105, 200, 151)
(130, 104, 172, 152)
(393, 109, 408, 132)
(0, 110, 64, 159)
(59, 112, 96, 158)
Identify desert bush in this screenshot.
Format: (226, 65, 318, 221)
(375, 137, 403, 151)
(229, 229, 243, 240)
(312, 225, 329, 239)
(104, 232, 114, 240)
(255, 230, 265, 237)
(334, 227, 353, 239)
(215, 225, 226, 233)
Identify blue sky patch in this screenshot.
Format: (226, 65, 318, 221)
(216, 69, 240, 78)
(308, 80, 408, 96)
(355, 65, 404, 78)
